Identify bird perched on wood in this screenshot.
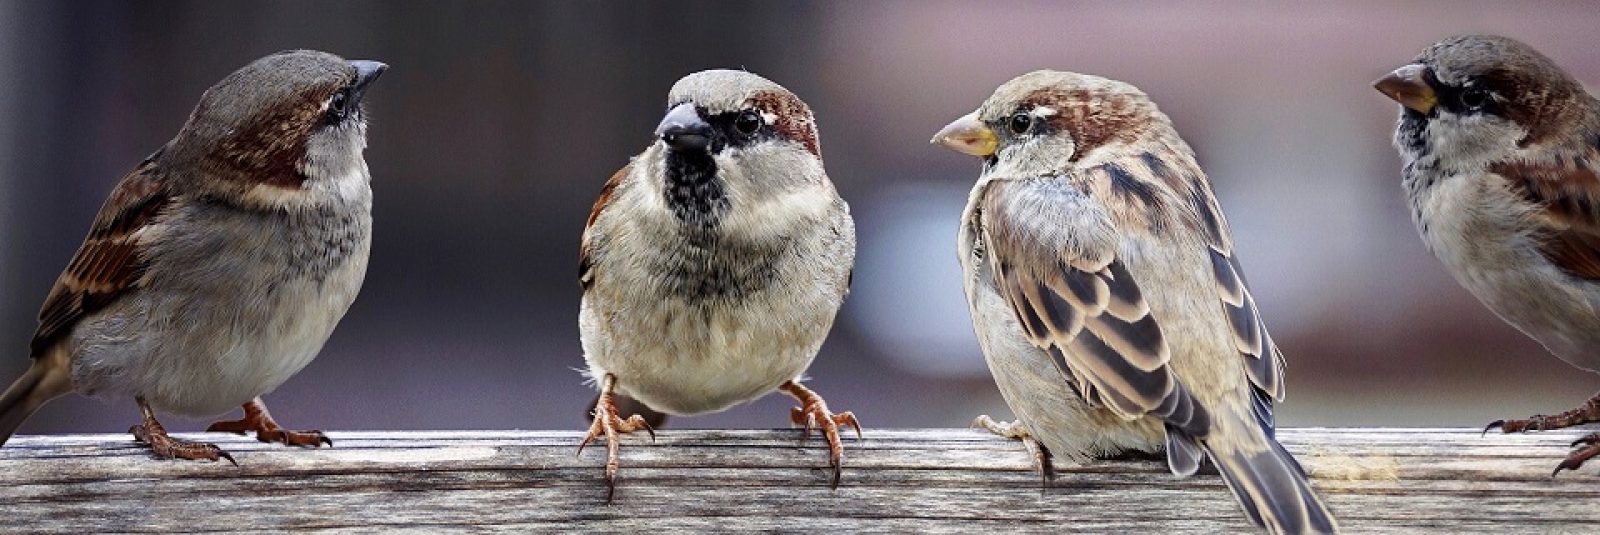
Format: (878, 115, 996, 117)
(1376, 35, 1600, 474)
(0, 50, 387, 463)
(577, 69, 858, 498)
(933, 70, 1337, 533)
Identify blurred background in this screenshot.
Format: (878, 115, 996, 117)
(3, 1, 1599, 435)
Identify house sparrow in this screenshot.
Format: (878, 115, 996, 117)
(1375, 35, 1600, 474)
(934, 71, 1336, 533)
(0, 50, 387, 463)
(577, 69, 858, 498)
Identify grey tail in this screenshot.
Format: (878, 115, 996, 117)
(0, 347, 72, 446)
(1202, 433, 1338, 534)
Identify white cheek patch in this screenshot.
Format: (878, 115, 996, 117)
(987, 134, 1076, 181)
(1427, 111, 1527, 172)
(241, 183, 311, 209)
(242, 160, 369, 210)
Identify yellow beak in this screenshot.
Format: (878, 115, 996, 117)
(931, 112, 999, 157)
(1373, 64, 1437, 114)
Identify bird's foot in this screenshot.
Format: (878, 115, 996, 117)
(577, 381, 656, 502)
(206, 399, 331, 448)
(129, 401, 235, 465)
(1485, 394, 1600, 435)
(781, 381, 861, 489)
(130, 419, 233, 464)
(972, 415, 1054, 485)
(1554, 433, 1600, 476)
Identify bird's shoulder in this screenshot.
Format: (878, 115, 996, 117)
(1490, 132, 1600, 280)
(578, 162, 635, 292)
(32, 149, 174, 356)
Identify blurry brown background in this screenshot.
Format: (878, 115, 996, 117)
(2, 1, 1598, 435)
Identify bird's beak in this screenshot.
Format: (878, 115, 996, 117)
(1373, 64, 1436, 114)
(931, 112, 998, 157)
(655, 103, 714, 152)
(348, 60, 388, 107)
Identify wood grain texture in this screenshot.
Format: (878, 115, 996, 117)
(1, 428, 1596, 533)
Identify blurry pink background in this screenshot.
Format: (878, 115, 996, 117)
(1, 1, 1597, 434)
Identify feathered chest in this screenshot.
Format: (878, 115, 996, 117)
(1405, 165, 1546, 278)
(636, 225, 789, 302)
(151, 197, 373, 298)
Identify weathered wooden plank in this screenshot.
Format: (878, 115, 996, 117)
(0, 428, 1594, 533)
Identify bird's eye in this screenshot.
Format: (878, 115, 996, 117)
(330, 92, 347, 114)
(325, 90, 349, 123)
(1459, 87, 1490, 110)
(1008, 112, 1034, 135)
(734, 110, 763, 135)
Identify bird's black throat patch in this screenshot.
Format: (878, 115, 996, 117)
(1397, 112, 1431, 161)
(663, 150, 729, 228)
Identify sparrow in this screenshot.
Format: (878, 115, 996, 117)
(0, 50, 387, 463)
(1375, 35, 1600, 475)
(577, 69, 858, 498)
(933, 71, 1337, 533)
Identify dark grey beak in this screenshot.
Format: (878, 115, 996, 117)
(655, 103, 713, 152)
(348, 60, 388, 106)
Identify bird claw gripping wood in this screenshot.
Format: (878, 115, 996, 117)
(206, 399, 331, 448)
(129, 397, 236, 465)
(972, 415, 1054, 488)
(577, 376, 656, 503)
(1553, 433, 1600, 477)
(1484, 394, 1600, 436)
(781, 381, 861, 489)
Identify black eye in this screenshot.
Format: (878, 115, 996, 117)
(734, 110, 762, 135)
(1459, 87, 1490, 110)
(323, 90, 353, 124)
(1008, 112, 1034, 135)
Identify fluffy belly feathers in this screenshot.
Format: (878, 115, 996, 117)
(581, 289, 831, 416)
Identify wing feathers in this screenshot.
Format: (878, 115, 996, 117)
(1210, 248, 1284, 402)
(1101, 259, 1148, 320)
(579, 164, 631, 291)
(1084, 312, 1167, 371)
(1492, 153, 1600, 280)
(30, 155, 169, 356)
(983, 179, 1198, 424)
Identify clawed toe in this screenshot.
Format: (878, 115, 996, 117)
(130, 424, 237, 466)
(1554, 433, 1600, 477)
(1489, 416, 1553, 435)
(972, 415, 1053, 486)
(578, 375, 656, 503)
(205, 399, 331, 449)
(259, 429, 333, 448)
(1488, 396, 1600, 437)
(781, 381, 861, 489)
(129, 397, 237, 465)
(790, 404, 862, 488)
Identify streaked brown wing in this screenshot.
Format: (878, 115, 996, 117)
(981, 179, 1209, 437)
(1493, 153, 1600, 280)
(30, 151, 171, 356)
(579, 163, 630, 291)
(1140, 150, 1287, 406)
(1209, 249, 1285, 429)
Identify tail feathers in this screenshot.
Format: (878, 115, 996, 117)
(0, 347, 72, 446)
(1205, 436, 1338, 534)
(1164, 424, 1203, 477)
